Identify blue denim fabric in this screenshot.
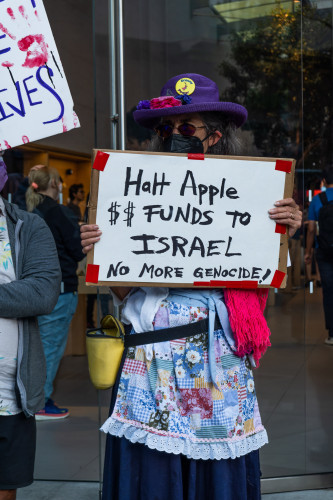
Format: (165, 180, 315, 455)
(316, 249, 333, 335)
(38, 292, 78, 402)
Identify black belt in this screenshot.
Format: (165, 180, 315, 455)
(124, 316, 221, 348)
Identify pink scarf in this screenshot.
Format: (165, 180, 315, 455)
(224, 289, 271, 366)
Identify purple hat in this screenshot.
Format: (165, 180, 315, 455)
(133, 73, 247, 129)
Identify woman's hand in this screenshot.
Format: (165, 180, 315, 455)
(80, 224, 102, 254)
(268, 198, 302, 238)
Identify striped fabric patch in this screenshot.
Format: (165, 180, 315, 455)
(148, 360, 158, 390)
(194, 378, 211, 389)
(195, 425, 228, 439)
(238, 386, 247, 412)
(155, 359, 174, 371)
(135, 348, 145, 362)
(211, 387, 224, 401)
(148, 358, 174, 390)
(221, 354, 241, 370)
(170, 338, 186, 347)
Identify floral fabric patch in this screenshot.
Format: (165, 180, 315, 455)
(179, 388, 213, 419)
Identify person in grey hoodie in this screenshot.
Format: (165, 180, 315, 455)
(0, 156, 61, 500)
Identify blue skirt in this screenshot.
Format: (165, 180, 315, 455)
(102, 351, 262, 500)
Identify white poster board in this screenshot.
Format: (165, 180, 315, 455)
(0, 0, 79, 150)
(87, 151, 295, 289)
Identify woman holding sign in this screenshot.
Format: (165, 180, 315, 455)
(81, 73, 302, 500)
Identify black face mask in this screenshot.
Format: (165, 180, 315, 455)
(162, 134, 205, 154)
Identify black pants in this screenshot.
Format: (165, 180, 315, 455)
(0, 413, 36, 489)
(316, 249, 333, 335)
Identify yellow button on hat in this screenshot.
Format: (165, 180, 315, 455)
(175, 77, 195, 96)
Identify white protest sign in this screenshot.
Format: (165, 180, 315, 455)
(87, 151, 295, 289)
(0, 0, 79, 150)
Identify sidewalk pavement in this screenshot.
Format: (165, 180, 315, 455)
(17, 481, 100, 500)
(16, 481, 333, 499)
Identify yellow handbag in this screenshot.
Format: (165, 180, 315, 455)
(86, 314, 125, 390)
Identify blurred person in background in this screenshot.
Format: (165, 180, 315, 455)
(26, 166, 85, 420)
(126, 106, 152, 151)
(303, 175, 323, 287)
(0, 155, 60, 499)
(67, 183, 85, 222)
(305, 164, 333, 345)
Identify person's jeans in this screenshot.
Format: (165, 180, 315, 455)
(316, 249, 333, 336)
(38, 292, 78, 402)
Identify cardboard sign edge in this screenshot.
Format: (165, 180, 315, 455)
(86, 151, 99, 281)
(86, 149, 296, 289)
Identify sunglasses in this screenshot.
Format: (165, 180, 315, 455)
(154, 122, 207, 139)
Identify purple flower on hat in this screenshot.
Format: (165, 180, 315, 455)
(150, 96, 182, 109)
(136, 100, 151, 110)
(177, 94, 192, 105)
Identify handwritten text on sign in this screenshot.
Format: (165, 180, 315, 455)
(0, 0, 80, 150)
(92, 152, 287, 286)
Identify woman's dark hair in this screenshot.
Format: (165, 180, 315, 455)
(149, 112, 241, 155)
(69, 183, 84, 201)
(201, 112, 241, 156)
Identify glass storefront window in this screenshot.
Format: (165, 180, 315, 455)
(120, 0, 333, 484)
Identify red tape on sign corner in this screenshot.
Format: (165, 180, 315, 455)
(210, 280, 258, 289)
(193, 281, 212, 287)
(270, 270, 286, 288)
(86, 264, 100, 283)
(188, 153, 205, 161)
(275, 160, 292, 173)
(275, 223, 287, 235)
(92, 151, 110, 172)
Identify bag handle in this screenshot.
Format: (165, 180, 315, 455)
(319, 191, 329, 206)
(97, 286, 101, 327)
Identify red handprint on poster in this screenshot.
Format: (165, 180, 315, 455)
(0, 0, 80, 151)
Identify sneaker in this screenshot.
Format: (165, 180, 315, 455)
(35, 399, 70, 421)
(324, 337, 333, 346)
